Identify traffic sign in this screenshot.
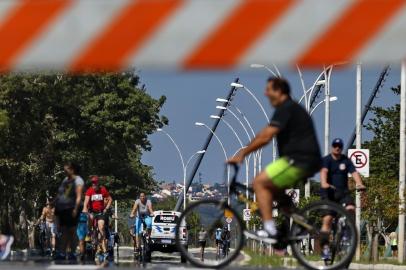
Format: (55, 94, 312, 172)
(348, 149, 369, 177)
(285, 189, 300, 206)
(224, 209, 233, 219)
(226, 217, 233, 224)
(243, 209, 251, 221)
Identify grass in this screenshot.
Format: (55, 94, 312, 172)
(244, 248, 296, 268)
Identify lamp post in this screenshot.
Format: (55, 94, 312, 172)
(210, 115, 251, 212)
(296, 66, 335, 198)
(157, 128, 205, 209)
(194, 122, 229, 188)
(216, 98, 262, 175)
(229, 82, 276, 163)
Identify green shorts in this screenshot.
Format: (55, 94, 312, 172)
(265, 158, 306, 188)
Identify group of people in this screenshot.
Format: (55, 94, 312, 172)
(196, 225, 231, 261)
(227, 77, 366, 259)
(32, 162, 113, 261)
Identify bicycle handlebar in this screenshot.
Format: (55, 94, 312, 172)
(228, 163, 254, 194)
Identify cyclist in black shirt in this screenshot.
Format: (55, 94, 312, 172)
(228, 77, 322, 242)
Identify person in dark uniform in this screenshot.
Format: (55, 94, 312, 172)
(319, 138, 366, 259)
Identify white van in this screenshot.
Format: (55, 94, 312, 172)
(150, 210, 188, 263)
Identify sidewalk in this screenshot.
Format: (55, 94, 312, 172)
(350, 263, 406, 270)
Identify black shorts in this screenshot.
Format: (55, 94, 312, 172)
(320, 189, 354, 206)
(199, 241, 206, 248)
(56, 208, 79, 228)
(216, 239, 221, 245)
(392, 245, 398, 251)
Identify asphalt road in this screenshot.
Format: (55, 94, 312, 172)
(0, 246, 289, 270)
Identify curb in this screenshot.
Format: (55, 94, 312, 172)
(350, 263, 406, 270)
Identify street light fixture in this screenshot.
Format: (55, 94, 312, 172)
(216, 98, 229, 103)
(194, 122, 230, 205)
(250, 63, 282, 77)
(157, 128, 205, 209)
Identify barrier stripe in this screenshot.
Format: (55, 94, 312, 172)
(131, 0, 241, 67)
(359, 5, 406, 63)
(14, 0, 130, 70)
(240, 0, 353, 67)
(70, 0, 182, 72)
(298, 0, 406, 66)
(0, 0, 72, 71)
(184, 0, 294, 69)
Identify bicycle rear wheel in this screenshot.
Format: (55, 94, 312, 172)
(175, 199, 244, 268)
(290, 200, 357, 270)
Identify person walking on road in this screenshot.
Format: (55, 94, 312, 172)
(198, 227, 207, 261)
(0, 234, 14, 260)
(55, 162, 84, 261)
(390, 232, 398, 258)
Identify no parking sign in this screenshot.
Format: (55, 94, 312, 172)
(348, 149, 370, 177)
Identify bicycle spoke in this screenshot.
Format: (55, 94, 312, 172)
(175, 200, 244, 268)
(290, 201, 357, 270)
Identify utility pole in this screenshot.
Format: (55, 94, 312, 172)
(398, 61, 406, 263)
(355, 63, 362, 261)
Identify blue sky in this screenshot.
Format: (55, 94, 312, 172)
(139, 66, 401, 185)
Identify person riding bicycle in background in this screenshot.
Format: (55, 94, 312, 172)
(319, 138, 366, 260)
(82, 176, 113, 261)
(38, 197, 57, 256)
(228, 77, 322, 245)
(215, 227, 222, 256)
(130, 193, 154, 253)
(221, 225, 231, 255)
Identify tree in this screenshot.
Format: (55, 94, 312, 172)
(361, 85, 400, 261)
(0, 71, 167, 247)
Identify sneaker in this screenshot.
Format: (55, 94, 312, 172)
(244, 230, 277, 244)
(321, 246, 331, 261)
(0, 235, 14, 260)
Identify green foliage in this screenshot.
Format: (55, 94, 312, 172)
(362, 85, 400, 228)
(153, 196, 177, 211)
(0, 72, 167, 242)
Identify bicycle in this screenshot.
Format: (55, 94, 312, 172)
(130, 215, 152, 265)
(37, 221, 52, 256)
(88, 212, 109, 263)
(175, 164, 358, 269)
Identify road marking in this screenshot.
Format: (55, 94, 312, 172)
(47, 265, 100, 270)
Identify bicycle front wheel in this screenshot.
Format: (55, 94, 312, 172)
(290, 200, 357, 270)
(175, 199, 244, 268)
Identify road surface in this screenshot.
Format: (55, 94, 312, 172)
(0, 247, 391, 269)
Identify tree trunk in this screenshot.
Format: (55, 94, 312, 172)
(367, 224, 373, 261)
(373, 232, 379, 262)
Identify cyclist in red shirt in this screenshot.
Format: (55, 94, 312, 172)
(83, 176, 112, 260)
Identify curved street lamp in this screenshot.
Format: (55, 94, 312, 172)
(157, 128, 205, 209)
(195, 122, 230, 205)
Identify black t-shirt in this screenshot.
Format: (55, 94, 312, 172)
(322, 154, 356, 190)
(270, 99, 321, 174)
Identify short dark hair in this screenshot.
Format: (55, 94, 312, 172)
(64, 161, 81, 174)
(267, 77, 291, 95)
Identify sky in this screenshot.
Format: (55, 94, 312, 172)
(139, 65, 401, 186)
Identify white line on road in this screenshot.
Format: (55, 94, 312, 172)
(47, 265, 100, 270)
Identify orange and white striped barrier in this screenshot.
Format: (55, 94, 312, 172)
(0, 0, 405, 71)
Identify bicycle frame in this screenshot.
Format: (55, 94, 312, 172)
(227, 164, 317, 238)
